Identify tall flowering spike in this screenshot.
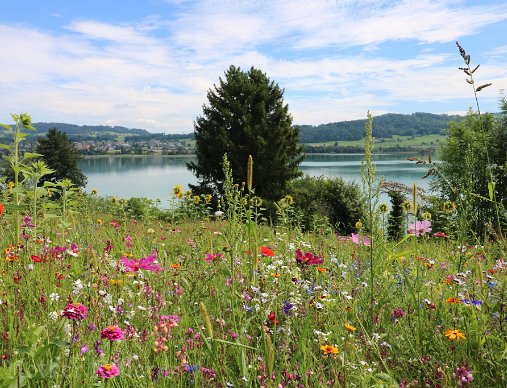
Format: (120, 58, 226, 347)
(247, 154, 253, 192)
(62, 303, 87, 321)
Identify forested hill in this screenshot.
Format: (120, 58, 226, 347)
(31, 122, 150, 136)
(298, 112, 462, 142)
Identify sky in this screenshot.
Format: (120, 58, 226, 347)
(1, 0, 507, 134)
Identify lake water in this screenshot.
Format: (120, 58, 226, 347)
(79, 154, 434, 205)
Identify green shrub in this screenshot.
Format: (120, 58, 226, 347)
(287, 175, 364, 234)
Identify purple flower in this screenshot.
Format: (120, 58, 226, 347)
(408, 220, 432, 236)
(80, 343, 90, 355)
(101, 325, 124, 341)
(283, 301, 294, 316)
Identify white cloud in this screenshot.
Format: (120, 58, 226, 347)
(1, 0, 507, 132)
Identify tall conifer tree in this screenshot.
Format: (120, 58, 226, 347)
(187, 65, 304, 200)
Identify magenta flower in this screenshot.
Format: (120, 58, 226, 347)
(120, 251, 162, 272)
(408, 220, 432, 236)
(351, 233, 371, 246)
(62, 303, 87, 321)
(101, 325, 124, 341)
(97, 363, 120, 379)
(203, 253, 223, 263)
(295, 249, 324, 265)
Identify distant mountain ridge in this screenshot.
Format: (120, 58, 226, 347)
(298, 112, 463, 143)
(0, 112, 469, 142)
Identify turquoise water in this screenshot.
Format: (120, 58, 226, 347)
(79, 154, 434, 205)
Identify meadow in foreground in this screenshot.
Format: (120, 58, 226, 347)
(0, 179, 506, 388)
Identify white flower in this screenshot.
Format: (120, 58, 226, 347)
(138, 305, 147, 311)
(49, 293, 60, 302)
(49, 311, 59, 321)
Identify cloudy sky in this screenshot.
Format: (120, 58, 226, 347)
(1, 0, 506, 133)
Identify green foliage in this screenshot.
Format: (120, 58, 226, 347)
(287, 176, 364, 234)
(36, 128, 87, 188)
(387, 190, 405, 240)
(187, 65, 304, 201)
(299, 112, 459, 143)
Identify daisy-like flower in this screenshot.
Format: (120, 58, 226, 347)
(120, 251, 162, 273)
(173, 185, 183, 199)
(96, 363, 120, 379)
(295, 249, 324, 265)
(444, 329, 466, 342)
(344, 323, 357, 332)
(320, 344, 339, 355)
(101, 325, 124, 341)
(446, 297, 462, 304)
(62, 303, 87, 321)
(351, 233, 371, 246)
(408, 220, 432, 236)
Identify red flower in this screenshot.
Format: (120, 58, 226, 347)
(434, 232, 449, 238)
(260, 246, 274, 257)
(295, 249, 324, 265)
(0, 203, 4, 216)
(31, 255, 42, 263)
(268, 311, 278, 325)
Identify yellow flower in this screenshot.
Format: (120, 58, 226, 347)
(422, 212, 432, 220)
(344, 323, 357, 332)
(193, 195, 201, 204)
(147, 228, 155, 234)
(171, 263, 181, 269)
(444, 329, 466, 342)
(402, 200, 413, 213)
(185, 189, 192, 199)
(96, 219, 103, 225)
(8, 181, 14, 189)
(205, 194, 212, 204)
(109, 279, 124, 286)
(320, 344, 339, 355)
(173, 185, 183, 199)
(443, 201, 456, 214)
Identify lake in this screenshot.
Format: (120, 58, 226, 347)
(79, 154, 434, 205)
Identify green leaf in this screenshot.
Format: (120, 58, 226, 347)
(23, 152, 42, 160)
(488, 181, 496, 201)
(0, 123, 12, 130)
(0, 144, 12, 150)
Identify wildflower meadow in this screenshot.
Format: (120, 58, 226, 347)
(0, 45, 506, 388)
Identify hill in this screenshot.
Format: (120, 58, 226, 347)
(298, 112, 462, 143)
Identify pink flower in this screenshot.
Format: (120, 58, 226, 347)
(120, 251, 162, 272)
(408, 220, 432, 236)
(62, 303, 87, 321)
(295, 249, 324, 265)
(351, 233, 371, 246)
(434, 231, 448, 238)
(101, 325, 124, 341)
(97, 363, 120, 379)
(203, 253, 223, 263)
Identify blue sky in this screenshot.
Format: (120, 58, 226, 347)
(1, 0, 506, 133)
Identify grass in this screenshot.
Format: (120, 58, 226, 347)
(0, 187, 505, 387)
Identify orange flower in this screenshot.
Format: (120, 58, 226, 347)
(171, 263, 181, 269)
(344, 323, 357, 332)
(320, 344, 339, 355)
(316, 266, 327, 273)
(271, 272, 281, 278)
(446, 297, 462, 304)
(444, 329, 466, 342)
(260, 246, 274, 257)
